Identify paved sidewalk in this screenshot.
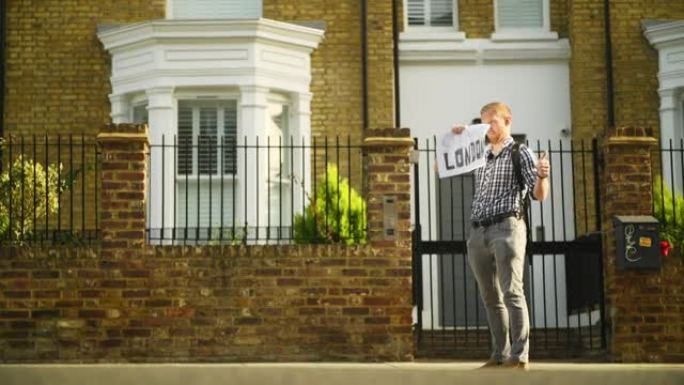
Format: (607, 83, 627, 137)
(1, 362, 683, 385)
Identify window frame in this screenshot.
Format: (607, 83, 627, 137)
(404, 0, 459, 31)
(493, 0, 550, 34)
(176, 97, 240, 177)
(166, 0, 263, 20)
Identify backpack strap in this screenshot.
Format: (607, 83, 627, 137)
(511, 143, 525, 195)
(511, 142, 532, 254)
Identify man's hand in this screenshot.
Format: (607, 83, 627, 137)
(537, 151, 550, 179)
(452, 124, 466, 135)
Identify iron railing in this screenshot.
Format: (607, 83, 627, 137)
(146, 135, 366, 245)
(412, 137, 606, 358)
(652, 139, 684, 243)
(0, 135, 100, 245)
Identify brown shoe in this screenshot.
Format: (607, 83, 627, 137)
(502, 361, 529, 371)
(478, 360, 502, 369)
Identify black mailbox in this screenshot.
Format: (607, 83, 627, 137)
(613, 215, 661, 271)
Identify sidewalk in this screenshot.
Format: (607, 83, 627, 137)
(1, 362, 683, 385)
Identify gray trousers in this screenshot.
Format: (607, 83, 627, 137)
(467, 216, 529, 363)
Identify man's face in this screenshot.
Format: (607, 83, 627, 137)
(481, 110, 511, 143)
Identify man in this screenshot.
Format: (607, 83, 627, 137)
(453, 102, 550, 370)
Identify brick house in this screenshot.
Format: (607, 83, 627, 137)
(0, 0, 683, 363)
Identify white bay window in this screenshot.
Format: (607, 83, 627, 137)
(98, 19, 323, 244)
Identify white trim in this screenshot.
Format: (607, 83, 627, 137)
(98, 19, 324, 52)
(644, 20, 684, 145)
(399, 36, 569, 63)
(490, 30, 559, 42)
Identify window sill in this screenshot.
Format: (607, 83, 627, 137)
(490, 30, 559, 42)
(175, 175, 239, 182)
(399, 33, 569, 63)
(400, 30, 466, 43)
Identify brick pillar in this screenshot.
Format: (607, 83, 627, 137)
(364, 128, 413, 246)
(363, 128, 414, 360)
(97, 124, 149, 256)
(602, 127, 684, 362)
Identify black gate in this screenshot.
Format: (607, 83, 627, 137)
(412, 138, 607, 359)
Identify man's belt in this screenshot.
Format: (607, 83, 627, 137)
(472, 212, 520, 228)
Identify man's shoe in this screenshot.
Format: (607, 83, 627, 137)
(478, 360, 502, 369)
(502, 361, 529, 371)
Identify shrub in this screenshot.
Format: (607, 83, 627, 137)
(652, 176, 684, 252)
(0, 155, 67, 241)
(293, 163, 367, 245)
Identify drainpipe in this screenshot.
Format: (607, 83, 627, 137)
(361, 0, 368, 130)
(0, 0, 6, 172)
(604, 0, 615, 131)
(392, 0, 401, 128)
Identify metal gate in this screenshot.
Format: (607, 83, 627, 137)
(412, 138, 607, 359)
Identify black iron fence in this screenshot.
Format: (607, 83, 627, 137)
(146, 135, 366, 245)
(0, 135, 100, 245)
(412, 137, 606, 358)
(651, 139, 684, 250)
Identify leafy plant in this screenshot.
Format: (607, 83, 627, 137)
(0, 155, 69, 241)
(652, 176, 684, 253)
(293, 163, 367, 245)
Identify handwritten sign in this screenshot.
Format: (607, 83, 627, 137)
(437, 124, 490, 179)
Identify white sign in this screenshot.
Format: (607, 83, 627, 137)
(437, 124, 490, 178)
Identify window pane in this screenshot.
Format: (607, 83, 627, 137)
(430, 0, 453, 27)
(223, 101, 238, 174)
(172, 0, 262, 19)
(178, 104, 193, 175)
(407, 0, 426, 26)
(272, 104, 290, 176)
(198, 107, 218, 175)
(498, 0, 543, 29)
(133, 104, 148, 124)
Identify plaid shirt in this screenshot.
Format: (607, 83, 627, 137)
(471, 137, 538, 221)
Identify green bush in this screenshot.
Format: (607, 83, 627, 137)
(653, 176, 684, 252)
(293, 163, 367, 245)
(0, 155, 67, 241)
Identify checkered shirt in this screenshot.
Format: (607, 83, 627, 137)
(471, 137, 538, 221)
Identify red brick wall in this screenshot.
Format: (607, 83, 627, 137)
(0, 244, 412, 362)
(602, 128, 684, 362)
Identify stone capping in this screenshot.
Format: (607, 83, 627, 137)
(97, 123, 149, 139)
(96, 132, 149, 142)
(363, 137, 415, 147)
(604, 127, 658, 147)
(364, 128, 413, 147)
(605, 136, 658, 146)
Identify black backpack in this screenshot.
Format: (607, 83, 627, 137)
(511, 142, 532, 253)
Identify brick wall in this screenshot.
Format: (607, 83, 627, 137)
(610, 1, 684, 134)
(569, 0, 684, 139)
(0, 244, 413, 362)
(0, 125, 414, 363)
(602, 128, 684, 362)
(4, 0, 165, 136)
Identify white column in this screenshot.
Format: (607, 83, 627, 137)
(239, 85, 269, 242)
(109, 94, 129, 123)
(659, 88, 682, 193)
(291, 92, 313, 224)
(146, 86, 176, 243)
